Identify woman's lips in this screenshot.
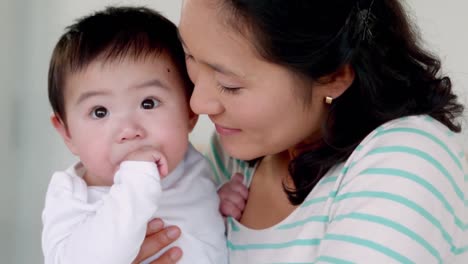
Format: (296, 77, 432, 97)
(215, 124, 241, 136)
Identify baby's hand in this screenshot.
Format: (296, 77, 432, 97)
(218, 173, 249, 220)
(124, 147, 169, 178)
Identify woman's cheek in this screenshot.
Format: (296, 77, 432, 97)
(186, 59, 198, 84)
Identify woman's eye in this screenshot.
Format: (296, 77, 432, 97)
(91, 107, 108, 119)
(217, 84, 242, 95)
(184, 53, 193, 61)
(141, 98, 161, 110)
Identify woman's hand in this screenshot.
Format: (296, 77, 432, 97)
(132, 219, 182, 264)
(218, 173, 249, 220)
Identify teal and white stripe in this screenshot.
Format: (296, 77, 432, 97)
(206, 115, 468, 263)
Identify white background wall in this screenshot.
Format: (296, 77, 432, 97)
(1, 0, 19, 263)
(0, 1, 466, 263)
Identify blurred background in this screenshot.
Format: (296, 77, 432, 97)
(0, 0, 466, 263)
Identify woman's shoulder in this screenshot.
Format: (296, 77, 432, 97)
(349, 115, 465, 164)
(340, 114, 467, 196)
(319, 115, 467, 263)
(379, 114, 457, 134)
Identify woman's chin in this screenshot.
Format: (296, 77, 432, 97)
(220, 137, 262, 161)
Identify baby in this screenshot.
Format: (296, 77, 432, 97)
(41, 6, 227, 264)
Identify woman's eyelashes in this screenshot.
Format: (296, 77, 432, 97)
(184, 51, 242, 95)
(185, 53, 194, 61)
(217, 84, 242, 95)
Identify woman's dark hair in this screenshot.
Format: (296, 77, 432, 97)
(220, 0, 465, 205)
(48, 6, 192, 124)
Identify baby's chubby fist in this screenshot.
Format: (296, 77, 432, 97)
(123, 147, 169, 178)
(218, 173, 249, 220)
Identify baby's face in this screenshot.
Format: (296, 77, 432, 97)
(56, 54, 195, 186)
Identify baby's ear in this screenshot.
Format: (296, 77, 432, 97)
(188, 110, 199, 132)
(50, 114, 78, 155)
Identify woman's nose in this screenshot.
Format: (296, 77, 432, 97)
(190, 78, 224, 116)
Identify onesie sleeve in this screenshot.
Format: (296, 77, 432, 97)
(42, 161, 162, 264)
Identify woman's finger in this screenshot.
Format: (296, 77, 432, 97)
(133, 226, 181, 263)
(149, 247, 183, 264)
(146, 218, 164, 235)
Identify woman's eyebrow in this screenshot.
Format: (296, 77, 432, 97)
(177, 30, 243, 78)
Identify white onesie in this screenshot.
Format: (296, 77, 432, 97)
(42, 144, 227, 264)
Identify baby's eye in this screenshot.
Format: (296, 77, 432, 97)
(91, 106, 108, 119)
(141, 98, 161, 110)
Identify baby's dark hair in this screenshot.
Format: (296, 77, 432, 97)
(48, 6, 192, 123)
(221, 0, 464, 205)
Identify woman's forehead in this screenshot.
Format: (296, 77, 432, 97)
(179, 1, 262, 73)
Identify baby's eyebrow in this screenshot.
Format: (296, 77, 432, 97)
(132, 79, 169, 91)
(74, 79, 169, 106)
(75, 90, 110, 106)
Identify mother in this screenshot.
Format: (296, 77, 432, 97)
(136, 0, 467, 263)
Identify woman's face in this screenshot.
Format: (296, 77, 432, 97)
(179, 0, 328, 160)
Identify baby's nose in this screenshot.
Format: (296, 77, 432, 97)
(117, 123, 145, 143)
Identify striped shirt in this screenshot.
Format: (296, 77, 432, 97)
(206, 115, 468, 264)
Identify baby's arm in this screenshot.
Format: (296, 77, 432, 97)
(218, 173, 249, 220)
(42, 150, 167, 264)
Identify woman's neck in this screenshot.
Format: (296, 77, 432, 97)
(259, 151, 295, 189)
(240, 150, 297, 229)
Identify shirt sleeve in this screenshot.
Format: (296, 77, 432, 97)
(314, 120, 467, 263)
(42, 161, 162, 264)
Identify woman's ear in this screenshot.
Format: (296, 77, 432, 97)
(318, 64, 355, 100)
(51, 114, 78, 155)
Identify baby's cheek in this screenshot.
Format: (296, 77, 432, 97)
(162, 135, 189, 173)
(109, 143, 133, 166)
(80, 150, 116, 185)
